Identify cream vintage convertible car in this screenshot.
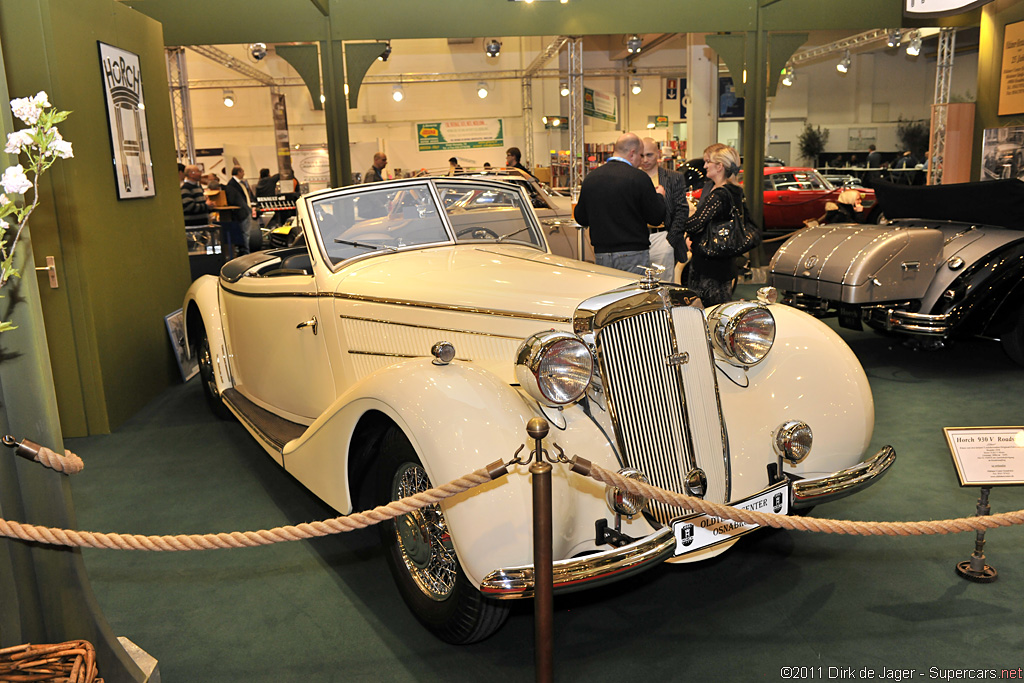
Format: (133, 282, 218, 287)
(183, 177, 895, 644)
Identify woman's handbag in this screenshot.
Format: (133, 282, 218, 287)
(698, 190, 762, 258)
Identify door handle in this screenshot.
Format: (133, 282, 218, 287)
(35, 255, 58, 288)
(296, 316, 318, 335)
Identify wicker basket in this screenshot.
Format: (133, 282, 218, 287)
(0, 640, 102, 682)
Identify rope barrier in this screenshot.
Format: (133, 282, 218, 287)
(0, 465, 493, 551)
(3, 435, 84, 475)
(3, 438, 1024, 551)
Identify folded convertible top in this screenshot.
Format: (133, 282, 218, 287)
(874, 178, 1024, 231)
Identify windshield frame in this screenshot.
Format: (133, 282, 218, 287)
(303, 177, 548, 273)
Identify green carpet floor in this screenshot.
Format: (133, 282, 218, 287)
(67, 310, 1024, 682)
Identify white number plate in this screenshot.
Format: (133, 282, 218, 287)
(671, 481, 789, 557)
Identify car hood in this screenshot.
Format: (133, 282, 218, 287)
(335, 245, 632, 323)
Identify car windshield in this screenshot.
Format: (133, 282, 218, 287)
(309, 180, 544, 266)
(311, 185, 448, 265)
(435, 182, 544, 247)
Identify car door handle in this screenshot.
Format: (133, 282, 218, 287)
(296, 316, 318, 335)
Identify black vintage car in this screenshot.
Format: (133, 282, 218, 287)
(768, 179, 1024, 364)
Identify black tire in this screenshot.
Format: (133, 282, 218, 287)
(1001, 311, 1024, 366)
(196, 324, 232, 420)
(377, 427, 509, 644)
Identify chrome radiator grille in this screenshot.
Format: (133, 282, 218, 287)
(596, 305, 728, 525)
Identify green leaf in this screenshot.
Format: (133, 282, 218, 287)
(0, 321, 17, 333)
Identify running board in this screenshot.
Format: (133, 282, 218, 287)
(222, 388, 307, 452)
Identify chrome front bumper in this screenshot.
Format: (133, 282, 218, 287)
(479, 445, 896, 598)
(479, 526, 676, 599)
(791, 445, 896, 508)
(866, 306, 951, 337)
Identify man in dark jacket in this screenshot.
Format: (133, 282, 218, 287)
(225, 166, 253, 254)
(573, 133, 666, 274)
(639, 137, 688, 279)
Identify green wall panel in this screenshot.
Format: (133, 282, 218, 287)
(1, 0, 191, 435)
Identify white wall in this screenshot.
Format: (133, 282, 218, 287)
(181, 35, 979, 182)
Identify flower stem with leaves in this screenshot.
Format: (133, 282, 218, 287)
(0, 92, 73, 332)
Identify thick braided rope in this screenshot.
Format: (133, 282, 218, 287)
(0, 468, 493, 551)
(587, 462, 1024, 535)
(33, 446, 84, 475)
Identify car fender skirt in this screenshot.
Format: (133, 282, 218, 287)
(790, 445, 896, 509)
(480, 526, 676, 599)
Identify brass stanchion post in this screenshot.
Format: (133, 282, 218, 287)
(956, 486, 998, 583)
(527, 417, 554, 683)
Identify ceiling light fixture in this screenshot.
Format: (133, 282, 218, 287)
(485, 39, 502, 58)
(222, 89, 235, 107)
(378, 42, 392, 62)
(626, 35, 642, 54)
(837, 50, 851, 74)
(886, 30, 901, 49)
(249, 43, 267, 62)
(559, 81, 569, 97)
(906, 31, 922, 57)
(392, 84, 404, 102)
(630, 78, 642, 95)
(477, 81, 489, 99)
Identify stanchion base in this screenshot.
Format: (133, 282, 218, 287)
(955, 560, 997, 583)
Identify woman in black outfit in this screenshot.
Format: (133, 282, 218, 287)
(668, 145, 744, 306)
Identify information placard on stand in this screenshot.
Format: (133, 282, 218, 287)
(943, 427, 1024, 487)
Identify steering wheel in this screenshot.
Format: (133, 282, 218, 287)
(455, 226, 500, 240)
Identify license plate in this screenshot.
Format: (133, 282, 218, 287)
(672, 481, 789, 557)
(837, 304, 863, 330)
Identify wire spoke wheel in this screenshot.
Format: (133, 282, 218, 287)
(392, 462, 457, 601)
(377, 427, 509, 644)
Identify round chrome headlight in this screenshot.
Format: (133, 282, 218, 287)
(774, 420, 813, 464)
(709, 302, 776, 366)
(605, 468, 649, 517)
(515, 331, 594, 406)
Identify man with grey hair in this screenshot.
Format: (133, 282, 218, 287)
(180, 164, 212, 228)
(639, 137, 688, 279)
(573, 132, 666, 274)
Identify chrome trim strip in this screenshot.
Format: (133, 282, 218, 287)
(217, 287, 572, 323)
(346, 349, 472, 361)
(479, 527, 676, 599)
(337, 313, 524, 340)
(791, 445, 897, 509)
(331, 291, 573, 323)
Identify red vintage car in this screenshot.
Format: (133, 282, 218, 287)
(682, 162, 881, 235)
(760, 166, 880, 232)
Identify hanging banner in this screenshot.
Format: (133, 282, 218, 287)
(271, 92, 294, 181)
(98, 42, 155, 200)
(417, 119, 504, 151)
(584, 87, 617, 122)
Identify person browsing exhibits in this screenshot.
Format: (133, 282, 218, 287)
(639, 137, 688, 279)
(573, 132, 666, 274)
(364, 152, 387, 183)
(180, 164, 212, 228)
(668, 144, 746, 306)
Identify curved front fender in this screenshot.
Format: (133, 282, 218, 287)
(281, 358, 612, 590)
(718, 303, 875, 499)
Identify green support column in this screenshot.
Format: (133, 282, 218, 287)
(321, 39, 352, 187)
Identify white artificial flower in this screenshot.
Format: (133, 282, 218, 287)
(49, 138, 73, 159)
(10, 97, 39, 125)
(31, 91, 50, 108)
(1, 165, 32, 195)
(0, 194, 8, 206)
(4, 130, 33, 155)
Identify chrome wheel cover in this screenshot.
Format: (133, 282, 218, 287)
(391, 462, 457, 601)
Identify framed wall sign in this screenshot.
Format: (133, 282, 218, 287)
(943, 426, 1024, 486)
(98, 42, 155, 199)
